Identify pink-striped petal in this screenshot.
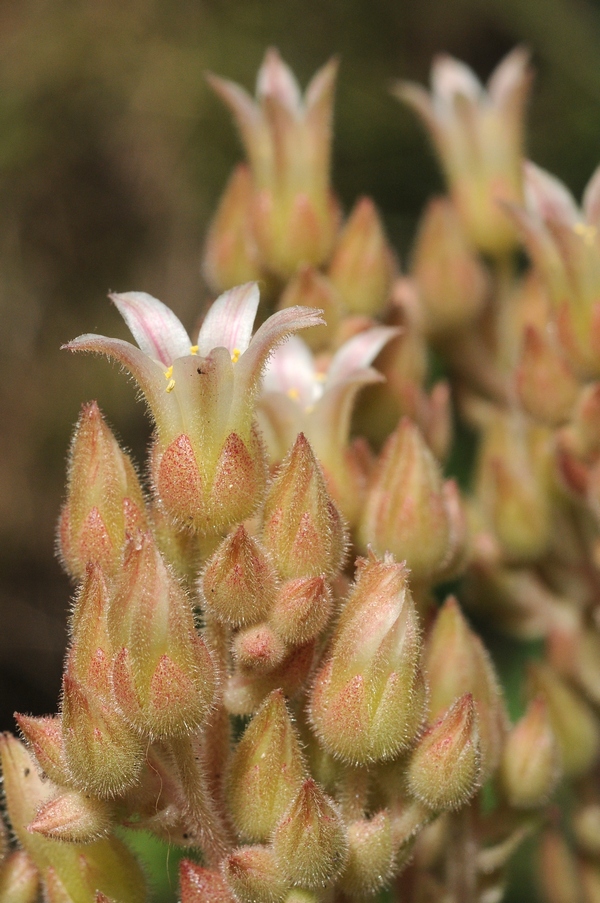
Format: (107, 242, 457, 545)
(305, 56, 339, 114)
(431, 55, 483, 109)
(326, 326, 400, 388)
(391, 81, 439, 137)
(524, 161, 579, 226)
(308, 369, 384, 456)
(207, 73, 261, 150)
(583, 165, 600, 227)
(197, 283, 260, 356)
(262, 335, 317, 407)
(110, 292, 191, 366)
(256, 48, 302, 112)
(487, 47, 531, 107)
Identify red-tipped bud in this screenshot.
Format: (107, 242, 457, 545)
(28, 789, 112, 843)
(226, 689, 305, 841)
(201, 525, 278, 627)
(15, 714, 70, 787)
(358, 419, 453, 583)
(516, 325, 579, 426)
(338, 811, 394, 898)
(424, 597, 507, 778)
(108, 532, 216, 738)
(203, 164, 263, 294)
(271, 576, 333, 646)
(278, 266, 343, 350)
(310, 552, 423, 763)
(179, 859, 235, 903)
(223, 845, 288, 903)
(328, 197, 396, 316)
(407, 694, 482, 810)
(262, 434, 346, 579)
(528, 663, 600, 778)
(233, 623, 286, 672)
(411, 196, 489, 334)
(273, 778, 348, 889)
(0, 851, 39, 903)
(500, 697, 560, 808)
(58, 402, 147, 581)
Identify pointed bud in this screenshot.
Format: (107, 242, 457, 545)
(179, 859, 235, 903)
(411, 196, 489, 334)
(108, 532, 216, 738)
(15, 714, 70, 787)
(309, 552, 423, 763)
(358, 419, 453, 583)
(223, 845, 288, 903)
(225, 640, 316, 716)
(538, 830, 582, 903)
(28, 789, 112, 843)
(201, 525, 278, 627)
(500, 697, 560, 808)
(203, 164, 263, 294)
(424, 597, 507, 778)
(68, 564, 113, 697)
(528, 663, 600, 778)
(262, 434, 346, 579)
(58, 402, 147, 581)
(226, 689, 305, 841)
(337, 811, 394, 898)
(0, 733, 55, 853)
(270, 576, 333, 646)
(516, 325, 579, 426)
(233, 623, 286, 671)
(328, 197, 396, 316)
(0, 852, 39, 903)
(407, 694, 481, 810)
(278, 267, 343, 351)
(273, 778, 348, 888)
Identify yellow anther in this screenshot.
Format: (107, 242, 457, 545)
(166, 379, 176, 393)
(190, 345, 199, 355)
(286, 387, 300, 400)
(164, 365, 174, 380)
(231, 348, 241, 363)
(315, 371, 327, 382)
(573, 222, 597, 246)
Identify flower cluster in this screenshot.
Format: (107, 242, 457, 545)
(2, 46, 600, 903)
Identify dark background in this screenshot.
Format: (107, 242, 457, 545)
(0, 2, 598, 897)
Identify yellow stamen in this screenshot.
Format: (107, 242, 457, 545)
(286, 387, 300, 400)
(315, 372, 326, 382)
(190, 345, 198, 355)
(166, 379, 176, 393)
(573, 222, 597, 246)
(231, 348, 241, 363)
(164, 365, 173, 380)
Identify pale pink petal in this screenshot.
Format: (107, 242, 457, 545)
(207, 73, 261, 149)
(231, 306, 325, 422)
(110, 291, 191, 366)
(431, 55, 483, 108)
(583, 165, 600, 227)
(305, 57, 339, 113)
(262, 335, 317, 406)
(391, 81, 439, 137)
(524, 161, 579, 226)
(487, 47, 531, 107)
(256, 48, 302, 112)
(197, 282, 260, 356)
(326, 326, 400, 388)
(309, 369, 384, 456)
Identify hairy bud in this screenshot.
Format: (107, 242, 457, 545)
(233, 623, 286, 672)
(278, 267, 343, 351)
(223, 845, 288, 903)
(515, 325, 579, 426)
(15, 714, 70, 787)
(179, 859, 235, 903)
(28, 789, 113, 843)
(338, 810, 394, 898)
(500, 696, 560, 808)
(0, 851, 39, 903)
(270, 576, 333, 646)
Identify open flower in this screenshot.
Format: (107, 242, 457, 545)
(509, 161, 600, 377)
(258, 325, 398, 523)
(394, 48, 531, 256)
(64, 283, 323, 532)
(208, 48, 339, 277)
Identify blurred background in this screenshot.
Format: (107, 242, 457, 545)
(1, 1, 600, 898)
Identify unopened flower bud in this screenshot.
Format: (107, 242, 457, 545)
(28, 789, 112, 843)
(278, 267, 343, 351)
(358, 418, 452, 583)
(310, 551, 423, 763)
(270, 576, 333, 646)
(15, 714, 70, 787)
(226, 689, 305, 841)
(407, 693, 482, 810)
(68, 564, 113, 698)
(424, 597, 507, 777)
(201, 525, 278, 627)
(327, 197, 396, 316)
(573, 804, 600, 858)
(108, 532, 216, 738)
(223, 845, 288, 903)
(179, 859, 235, 903)
(0, 851, 39, 903)
(262, 433, 346, 579)
(338, 810, 394, 898)
(58, 402, 147, 581)
(538, 830, 582, 903)
(515, 325, 579, 426)
(500, 696, 560, 808)
(273, 778, 348, 888)
(411, 196, 489, 334)
(225, 640, 316, 716)
(233, 623, 286, 671)
(203, 164, 263, 294)
(528, 663, 600, 778)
